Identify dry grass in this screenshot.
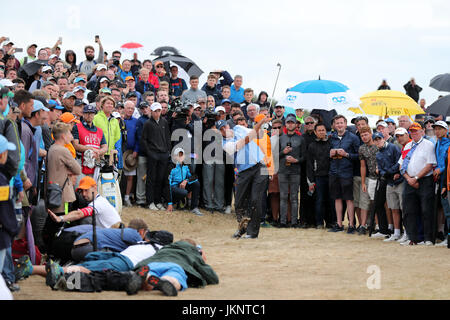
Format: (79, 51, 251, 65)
(13, 206, 450, 300)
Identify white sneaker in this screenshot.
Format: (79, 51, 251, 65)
(191, 208, 203, 216)
(436, 239, 448, 247)
(225, 205, 232, 214)
(148, 203, 159, 210)
(156, 203, 165, 210)
(418, 241, 434, 246)
(397, 233, 409, 242)
(371, 232, 388, 239)
(124, 198, 132, 207)
(383, 234, 400, 242)
(400, 240, 417, 246)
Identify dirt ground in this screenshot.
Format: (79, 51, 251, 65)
(13, 206, 450, 300)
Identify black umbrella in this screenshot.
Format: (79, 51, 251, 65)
(19, 59, 48, 76)
(151, 46, 180, 56)
(430, 73, 450, 92)
(152, 54, 203, 77)
(426, 94, 450, 117)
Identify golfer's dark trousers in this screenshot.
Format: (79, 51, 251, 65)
(171, 181, 200, 209)
(146, 151, 169, 205)
(234, 163, 269, 237)
(402, 175, 434, 242)
(224, 164, 235, 207)
(374, 178, 389, 234)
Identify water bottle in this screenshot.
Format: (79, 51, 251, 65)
(14, 197, 23, 224)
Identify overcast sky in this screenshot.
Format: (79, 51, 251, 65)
(5, 0, 450, 115)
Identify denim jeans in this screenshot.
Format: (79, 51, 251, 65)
(0, 249, 6, 274)
(279, 174, 300, 225)
(1, 247, 14, 283)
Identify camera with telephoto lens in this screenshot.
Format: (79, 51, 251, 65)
(203, 106, 218, 129)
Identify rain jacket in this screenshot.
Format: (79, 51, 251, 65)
(329, 130, 360, 179)
(435, 136, 450, 187)
(376, 142, 403, 186)
(93, 111, 121, 155)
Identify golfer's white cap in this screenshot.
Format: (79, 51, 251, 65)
(151, 102, 162, 111)
(215, 106, 226, 113)
(432, 120, 449, 131)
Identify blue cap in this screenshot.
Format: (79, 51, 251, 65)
(221, 99, 231, 104)
(74, 77, 86, 84)
(385, 118, 395, 124)
(33, 99, 49, 112)
(47, 99, 64, 110)
(215, 120, 227, 130)
(73, 86, 86, 93)
(83, 104, 97, 113)
(0, 134, 16, 154)
(285, 114, 297, 123)
(373, 132, 384, 140)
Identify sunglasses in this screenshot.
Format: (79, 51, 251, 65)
(305, 122, 314, 125)
(43, 71, 52, 74)
(156, 65, 164, 68)
(272, 126, 282, 129)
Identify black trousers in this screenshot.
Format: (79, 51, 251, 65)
(170, 180, 200, 209)
(224, 164, 235, 207)
(146, 152, 169, 205)
(234, 164, 269, 237)
(402, 175, 435, 242)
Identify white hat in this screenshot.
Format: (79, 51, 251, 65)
(151, 102, 162, 111)
(112, 111, 121, 119)
(42, 66, 52, 72)
(215, 106, 226, 113)
(173, 147, 185, 155)
(0, 79, 16, 87)
(49, 54, 58, 60)
(432, 120, 449, 131)
(96, 64, 107, 71)
(193, 103, 201, 109)
(394, 127, 408, 136)
(376, 121, 388, 128)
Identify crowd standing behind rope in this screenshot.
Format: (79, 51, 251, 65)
(0, 36, 448, 296)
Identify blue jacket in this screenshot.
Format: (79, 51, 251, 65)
(376, 142, 403, 186)
(117, 69, 133, 82)
(135, 115, 149, 156)
(329, 130, 360, 178)
(168, 163, 198, 205)
(124, 116, 139, 153)
(435, 136, 450, 187)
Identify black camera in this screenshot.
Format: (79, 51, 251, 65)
(203, 107, 218, 129)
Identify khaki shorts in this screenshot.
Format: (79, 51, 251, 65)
(386, 183, 404, 210)
(353, 176, 362, 207)
(359, 178, 377, 211)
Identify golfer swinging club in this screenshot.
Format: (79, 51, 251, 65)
(217, 116, 272, 239)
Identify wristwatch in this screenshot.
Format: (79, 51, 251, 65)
(59, 216, 64, 223)
(414, 176, 419, 180)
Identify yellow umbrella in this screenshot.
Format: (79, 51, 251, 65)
(353, 90, 425, 117)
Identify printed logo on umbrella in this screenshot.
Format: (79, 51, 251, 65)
(332, 96, 347, 103)
(286, 94, 297, 102)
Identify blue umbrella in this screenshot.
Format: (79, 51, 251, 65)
(279, 79, 359, 111)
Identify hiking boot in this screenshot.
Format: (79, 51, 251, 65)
(147, 275, 178, 296)
(14, 255, 33, 281)
(45, 259, 64, 290)
(191, 208, 203, 216)
(148, 203, 159, 211)
(347, 226, 356, 234)
(126, 266, 149, 295)
(328, 224, 344, 232)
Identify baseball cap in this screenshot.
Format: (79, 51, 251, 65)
(409, 122, 423, 131)
(372, 132, 384, 140)
(0, 134, 16, 154)
(74, 77, 86, 84)
(42, 66, 52, 73)
(432, 120, 448, 131)
(99, 77, 110, 83)
(73, 86, 86, 93)
(221, 99, 231, 105)
(215, 120, 227, 130)
(63, 91, 76, 100)
(173, 147, 184, 155)
(60, 112, 80, 124)
(394, 127, 408, 136)
(83, 104, 97, 113)
(77, 176, 97, 191)
(376, 121, 388, 128)
(423, 116, 435, 124)
(112, 111, 121, 119)
(139, 101, 149, 109)
(385, 118, 395, 124)
(47, 99, 64, 110)
(96, 64, 107, 71)
(74, 99, 88, 106)
(150, 102, 162, 111)
(255, 114, 269, 123)
(0, 79, 15, 87)
(215, 106, 226, 113)
(27, 44, 38, 49)
(126, 91, 137, 98)
(49, 54, 57, 60)
(125, 76, 135, 82)
(100, 88, 112, 95)
(154, 61, 163, 66)
(32, 100, 49, 112)
(285, 114, 297, 123)
(193, 103, 201, 109)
